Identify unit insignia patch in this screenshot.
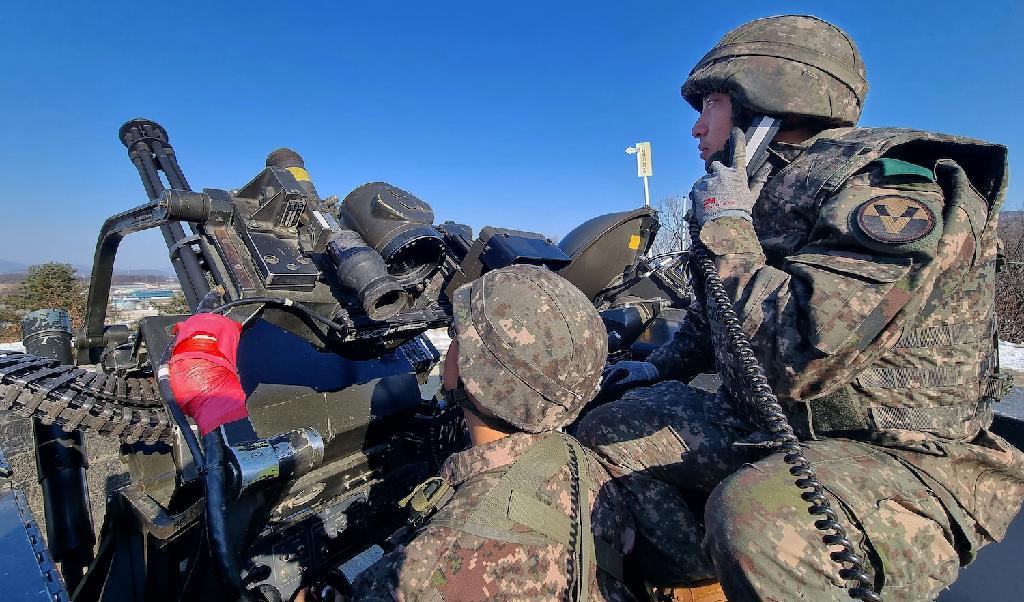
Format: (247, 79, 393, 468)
(855, 195, 936, 244)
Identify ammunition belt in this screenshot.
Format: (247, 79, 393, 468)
(0, 351, 173, 444)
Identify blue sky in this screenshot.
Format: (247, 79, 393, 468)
(1, 1, 1021, 270)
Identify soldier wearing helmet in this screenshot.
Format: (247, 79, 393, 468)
(351, 265, 643, 601)
(582, 14, 1024, 601)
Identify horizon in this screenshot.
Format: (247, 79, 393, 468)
(2, 2, 1021, 271)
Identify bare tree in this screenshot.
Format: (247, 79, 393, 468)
(997, 211, 1024, 343)
(650, 194, 690, 256)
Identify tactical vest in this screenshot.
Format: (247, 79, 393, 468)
(720, 127, 1010, 441)
(415, 433, 624, 601)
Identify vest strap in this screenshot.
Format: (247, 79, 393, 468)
(868, 399, 992, 432)
(856, 364, 978, 389)
(430, 433, 624, 591)
(895, 322, 988, 348)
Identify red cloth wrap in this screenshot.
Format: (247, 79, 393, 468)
(168, 313, 248, 435)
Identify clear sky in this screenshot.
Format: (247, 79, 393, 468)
(1, 1, 1021, 270)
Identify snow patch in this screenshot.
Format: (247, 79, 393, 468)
(1000, 340, 1024, 372)
(0, 341, 25, 352)
(425, 328, 452, 359)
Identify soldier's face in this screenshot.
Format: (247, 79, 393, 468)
(692, 92, 733, 161)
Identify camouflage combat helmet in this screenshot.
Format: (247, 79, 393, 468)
(451, 264, 607, 433)
(682, 15, 868, 126)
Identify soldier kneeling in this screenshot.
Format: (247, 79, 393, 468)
(352, 265, 639, 601)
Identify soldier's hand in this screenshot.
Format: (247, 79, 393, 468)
(600, 360, 660, 398)
(691, 127, 756, 225)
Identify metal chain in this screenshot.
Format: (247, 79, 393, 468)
(0, 351, 173, 445)
(688, 219, 882, 601)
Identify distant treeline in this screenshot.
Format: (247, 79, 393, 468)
(0, 272, 173, 285)
(997, 211, 1024, 342)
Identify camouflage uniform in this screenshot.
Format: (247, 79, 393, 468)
(579, 15, 1024, 601)
(354, 431, 638, 601)
(353, 265, 642, 601)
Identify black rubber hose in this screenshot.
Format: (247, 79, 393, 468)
(157, 340, 205, 471)
(202, 430, 251, 601)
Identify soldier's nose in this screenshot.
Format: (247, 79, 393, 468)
(692, 118, 706, 138)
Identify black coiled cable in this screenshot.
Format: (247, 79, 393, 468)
(687, 219, 882, 602)
(565, 436, 582, 602)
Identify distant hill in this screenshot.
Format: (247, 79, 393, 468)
(114, 268, 174, 278)
(0, 260, 91, 275)
(0, 260, 173, 279)
(0, 259, 28, 273)
(110, 270, 177, 285)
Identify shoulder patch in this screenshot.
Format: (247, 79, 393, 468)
(871, 158, 935, 182)
(855, 195, 936, 243)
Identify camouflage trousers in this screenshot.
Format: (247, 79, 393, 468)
(576, 381, 965, 602)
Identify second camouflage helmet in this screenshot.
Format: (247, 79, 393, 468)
(682, 15, 868, 126)
(451, 264, 607, 433)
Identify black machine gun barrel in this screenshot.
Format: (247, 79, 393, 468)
(119, 118, 211, 310)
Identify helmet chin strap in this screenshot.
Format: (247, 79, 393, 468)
(444, 379, 519, 434)
(743, 116, 781, 177)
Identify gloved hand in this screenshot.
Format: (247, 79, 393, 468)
(168, 313, 248, 435)
(691, 127, 756, 226)
(599, 360, 660, 398)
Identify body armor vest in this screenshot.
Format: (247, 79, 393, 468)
(424, 433, 623, 600)
(721, 127, 1010, 441)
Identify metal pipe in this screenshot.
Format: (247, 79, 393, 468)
(129, 154, 159, 201)
(135, 147, 165, 199)
(152, 140, 190, 191)
(159, 224, 201, 310)
(136, 146, 203, 306)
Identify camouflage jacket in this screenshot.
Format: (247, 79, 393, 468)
(648, 127, 1024, 547)
(352, 431, 637, 601)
